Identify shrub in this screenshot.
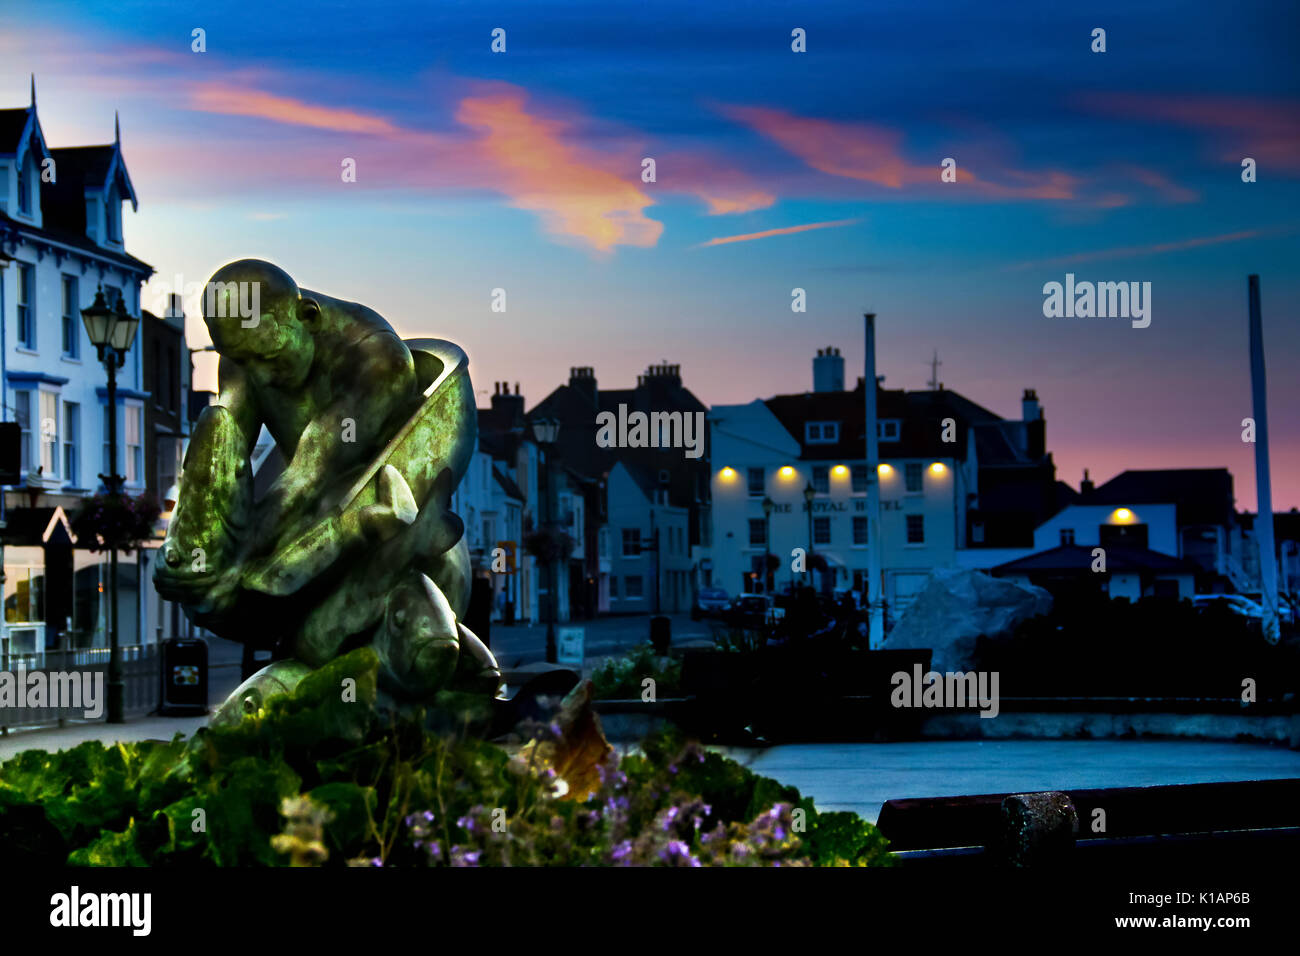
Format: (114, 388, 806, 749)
(590, 644, 683, 700)
(0, 648, 893, 867)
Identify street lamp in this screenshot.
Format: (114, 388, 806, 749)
(82, 287, 140, 724)
(803, 480, 816, 590)
(530, 417, 561, 663)
(761, 495, 774, 594)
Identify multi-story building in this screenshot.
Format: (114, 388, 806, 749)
(0, 84, 155, 654)
(526, 363, 710, 615)
(709, 346, 1054, 617)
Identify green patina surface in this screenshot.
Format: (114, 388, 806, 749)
(154, 259, 501, 721)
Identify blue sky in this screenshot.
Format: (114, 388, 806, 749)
(2, 0, 1298, 507)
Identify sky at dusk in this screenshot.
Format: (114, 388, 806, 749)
(2, 0, 1298, 509)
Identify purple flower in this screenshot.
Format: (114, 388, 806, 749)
(658, 840, 701, 867)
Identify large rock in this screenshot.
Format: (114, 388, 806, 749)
(885, 569, 1052, 672)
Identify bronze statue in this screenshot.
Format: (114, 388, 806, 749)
(154, 260, 501, 723)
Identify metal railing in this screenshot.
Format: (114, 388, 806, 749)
(0, 642, 158, 731)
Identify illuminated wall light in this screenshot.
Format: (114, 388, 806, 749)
(831, 464, 849, 478)
(778, 466, 797, 480)
(878, 464, 893, 477)
(1113, 507, 1134, 523)
(929, 462, 947, 475)
(719, 467, 738, 482)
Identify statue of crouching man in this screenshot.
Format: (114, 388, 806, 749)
(154, 259, 502, 725)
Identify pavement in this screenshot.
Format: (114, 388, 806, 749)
(718, 738, 1300, 823)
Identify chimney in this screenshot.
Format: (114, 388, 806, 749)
(1022, 389, 1045, 459)
(814, 346, 845, 393)
(568, 366, 598, 406)
(1022, 388, 1041, 421)
(491, 380, 524, 428)
(1080, 468, 1094, 496)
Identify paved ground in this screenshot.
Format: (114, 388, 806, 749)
(719, 739, 1300, 823)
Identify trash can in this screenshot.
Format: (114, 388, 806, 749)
(159, 637, 209, 716)
(650, 615, 672, 655)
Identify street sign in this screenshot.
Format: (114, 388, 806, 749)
(556, 626, 584, 666)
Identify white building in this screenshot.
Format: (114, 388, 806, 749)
(709, 349, 991, 616)
(1, 83, 155, 655)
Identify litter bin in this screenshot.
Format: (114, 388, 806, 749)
(159, 637, 209, 716)
(650, 615, 671, 655)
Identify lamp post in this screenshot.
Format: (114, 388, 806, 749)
(761, 495, 774, 593)
(82, 287, 140, 724)
(803, 480, 816, 590)
(530, 417, 561, 663)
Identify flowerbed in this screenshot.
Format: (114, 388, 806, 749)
(0, 648, 893, 867)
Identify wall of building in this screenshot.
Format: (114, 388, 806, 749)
(1034, 503, 1178, 555)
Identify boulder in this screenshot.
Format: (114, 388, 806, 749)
(885, 569, 1052, 672)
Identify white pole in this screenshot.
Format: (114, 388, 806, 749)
(1248, 275, 1280, 643)
(864, 313, 884, 648)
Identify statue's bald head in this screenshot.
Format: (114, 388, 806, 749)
(203, 259, 316, 386)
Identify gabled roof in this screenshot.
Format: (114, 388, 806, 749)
(762, 381, 1001, 462)
(1088, 469, 1234, 527)
(993, 544, 1199, 575)
(0, 104, 50, 167)
(492, 466, 525, 503)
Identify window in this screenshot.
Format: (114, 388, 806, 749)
(63, 402, 79, 487)
(61, 275, 79, 357)
(853, 516, 868, 545)
(17, 263, 34, 349)
(814, 517, 831, 545)
(621, 528, 641, 556)
(3, 564, 44, 624)
(878, 420, 900, 441)
(806, 421, 839, 444)
(906, 514, 925, 544)
(1060, 528, 1075, 546)
(625, 576, 644, 598)
(609, 576, 618, 599)
(105, 197, 120, 242)
(125, 405, 142, 484)
(14, 390, 32, 473)
(851, 465, 868, 493)
(39, 391, 58, 477)
(812, 465, 829, 494)
(17, 159, 30, 214)
(747, 467, 764, 496)
(905, 462, 924, 493)
(748, 519, 766, 548)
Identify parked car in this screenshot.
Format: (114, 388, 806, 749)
(723, 594, 775, 629)
(691, 587, 731, 620)
(1240, 593, 1297, 625)
(1192, 594, 1264, 622)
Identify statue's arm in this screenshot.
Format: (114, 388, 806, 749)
(260, 333, 416, 542)
(213, 356, 263, 461)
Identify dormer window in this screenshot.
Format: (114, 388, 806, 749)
(105, 195, 120, 242)
(806, 421, 839, 444)
(17, 159, 30, 214)
(877, 419, 901, 441)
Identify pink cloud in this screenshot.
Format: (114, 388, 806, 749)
(697, 217, 861, 247)
(1083, 93, 1300, 173)
(718, 103, 1080, 201)
(1002, 226, 1293, 272)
